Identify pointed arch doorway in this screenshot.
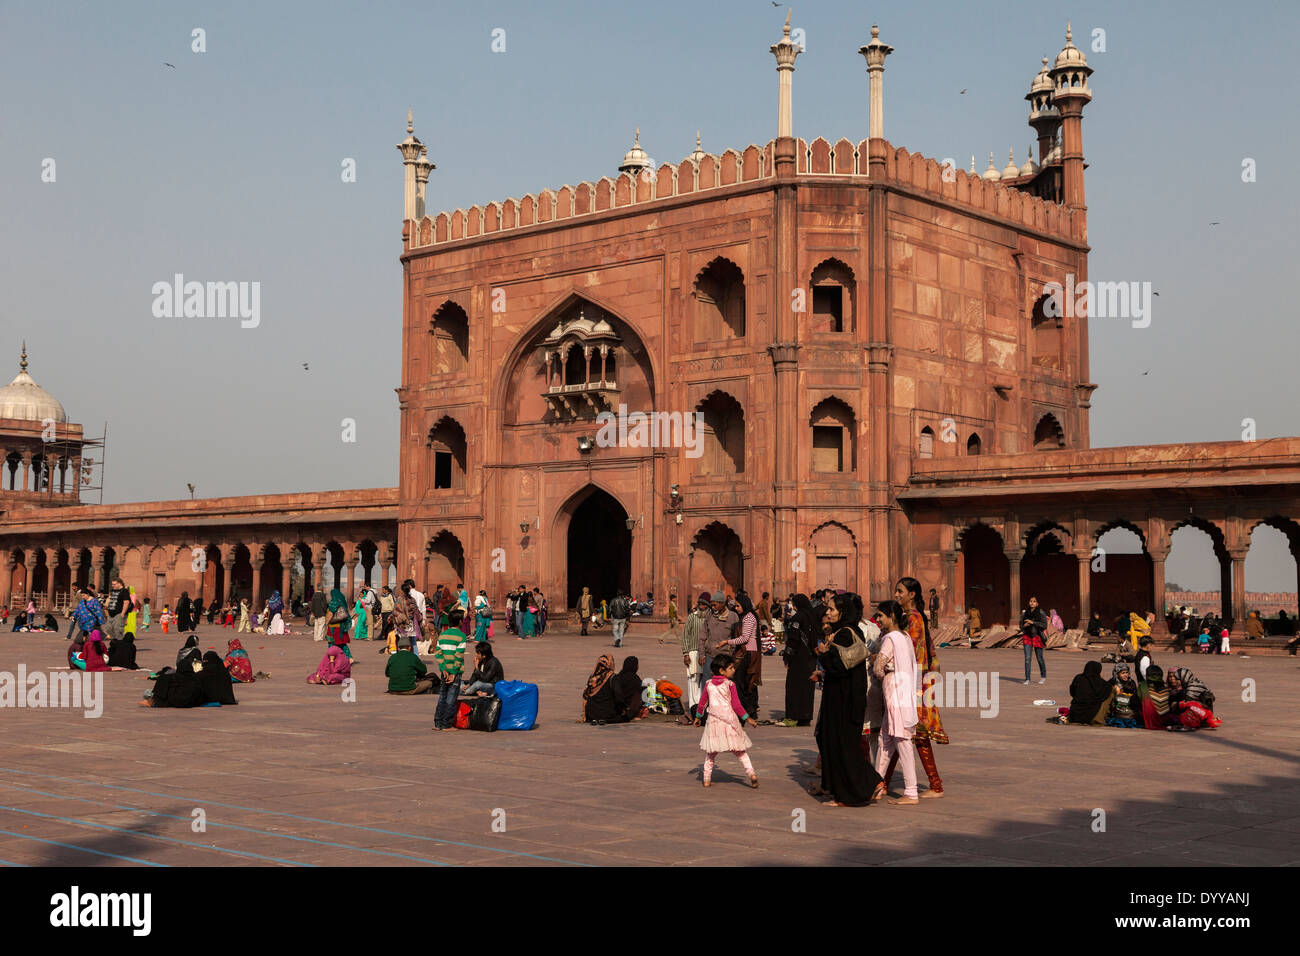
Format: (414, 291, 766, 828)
(564, 486, 632, 609)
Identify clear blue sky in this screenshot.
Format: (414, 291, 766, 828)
(1, 0, 1296, 590)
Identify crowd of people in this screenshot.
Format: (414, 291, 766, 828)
(1061, 652, 1222, 731)
(579, 577, 949, 807)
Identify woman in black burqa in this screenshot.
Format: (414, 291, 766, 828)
(810, 593, 882, 807)
(781, 594, 820, 726)
(1066, 660, 1114, 724)
(610, 656, 646, 722)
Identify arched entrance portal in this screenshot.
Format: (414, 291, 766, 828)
(961, 523, 1010, 627)
(566, 488, 631, 609)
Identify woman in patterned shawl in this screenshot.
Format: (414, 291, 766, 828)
(580, 654, 616, 722)
(881, 576, 948, 797)
(1166, 665, 1215, 711)
(224, 637, 255, 683)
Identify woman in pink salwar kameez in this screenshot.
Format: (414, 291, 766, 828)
(873, 601, 920, 805)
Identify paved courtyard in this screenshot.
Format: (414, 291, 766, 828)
(0, 621, 1296, 866)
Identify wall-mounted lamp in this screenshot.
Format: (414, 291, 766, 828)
(675, 513, 683, 525)
(577, 436, 594, 454)
(624, 517, 636, 532)
(670, 484, 680, 500)
(519, 522, 530, 534)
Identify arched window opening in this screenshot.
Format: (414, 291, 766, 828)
(967, 433, 982, 456)
(697, 392, 745, 476)
(694, 259, 746, 341)
(919, 426, 935, 459)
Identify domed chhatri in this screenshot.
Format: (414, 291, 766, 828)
(618, 128, 653, 177)
(0, 343, 67, 424)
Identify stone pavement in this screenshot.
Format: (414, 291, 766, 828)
(0, 621, 1296, 866)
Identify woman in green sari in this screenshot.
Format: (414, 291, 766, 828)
(353, 595, 369, 641)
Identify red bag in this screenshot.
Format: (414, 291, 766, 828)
(455, 702, 471, 729)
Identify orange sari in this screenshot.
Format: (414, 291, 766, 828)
(906, 608, 949, 744)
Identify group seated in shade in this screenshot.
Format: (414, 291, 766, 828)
(580, 654, 648, 724)
(139, 638, 240, 708)
(1062, 658, 1221, 731)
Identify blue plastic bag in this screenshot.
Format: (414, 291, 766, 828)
(494, 680, 538, 731)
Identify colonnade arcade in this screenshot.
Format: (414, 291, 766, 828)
(946, 510, 1300, 630)
(3, 536, 398, 612)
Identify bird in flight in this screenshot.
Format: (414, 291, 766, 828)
(1153, 292, 1160, 297)
(959, 88, 967, 94)
(1141, 370, 1149, 376)
(302, 363, 310, 371)
(1209, 221, 1220, 226)
(164, 62, 176, 69)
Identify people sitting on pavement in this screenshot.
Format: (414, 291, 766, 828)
(385, 643, 434, 695)
(463, 642, 504, 697)
(107, 632, 140, 670)
(611, 655, 648, 722)
(1133, 664, 1174, 730)
(307, 645, 352, 685)
(1106, 662, 1140, 728)
(581, 654, 617, 723)
(1066, 660, 1115, 725)
(223, 638, 255, 683)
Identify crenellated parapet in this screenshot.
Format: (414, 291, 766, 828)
(407, 135, 1075, 251)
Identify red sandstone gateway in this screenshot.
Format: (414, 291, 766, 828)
(1, 23, 1297, 638)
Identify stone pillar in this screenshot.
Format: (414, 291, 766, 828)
(89, 548, 105, 594)
(21, 451, 31, 492)
(941, 552, 958, 621)
(865, 344, 893, 603)
(23, 551, 37, 601)
(312, 552, 326, 596)
(222, 553, 236, 602)
(346, 546, 360, 603)
(2, 555, 14, 609)
(1006, 552, 1022, 623)
(769, 345, 799, 598)
(1073, 549, 1092, 629)
(1229, 548, 1248, 627)
(1148, 546, 1169, 618)
(279, 545, 293, 604)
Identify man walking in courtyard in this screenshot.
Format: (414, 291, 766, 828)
(579, 586, 593, 635)
(105, 576, 132, 642)
(609, 588, 631, 648)
(310, 586, 328, 642)
(929, 587, 941, 629)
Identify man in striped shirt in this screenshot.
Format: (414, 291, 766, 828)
(433, 608, 468, 730)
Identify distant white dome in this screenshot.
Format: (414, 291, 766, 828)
(0, 346, 66, 423)
(1001, 149, 1021, 180)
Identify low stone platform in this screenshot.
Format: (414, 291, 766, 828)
(0, 623, 1296, 866)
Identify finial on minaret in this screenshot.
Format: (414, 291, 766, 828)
(970, 155, 976, 174)
(1066, 20, 1072, 43)
(859, 23, 894, 141)
(20, 341, 27, 373)
(397, 110, 425, 221)
(770, 9, 801, 139)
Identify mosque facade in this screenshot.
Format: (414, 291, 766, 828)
(2, 21, 1298, 629)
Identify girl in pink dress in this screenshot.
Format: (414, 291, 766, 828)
(695, 653, 759, 788)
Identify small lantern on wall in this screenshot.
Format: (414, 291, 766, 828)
(519, 522, 530, 534)
(625, 517, 636, 532)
